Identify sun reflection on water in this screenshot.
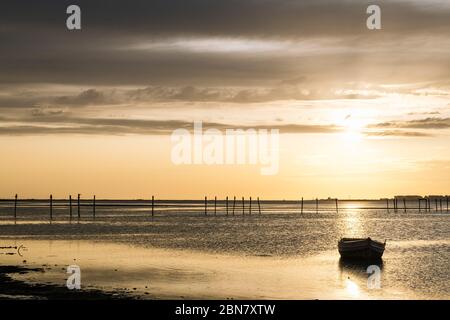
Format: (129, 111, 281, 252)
(345, 278, 360, 297)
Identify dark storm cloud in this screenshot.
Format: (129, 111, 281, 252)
(3, 0, 449, 38)
(0, 0, 449, 86)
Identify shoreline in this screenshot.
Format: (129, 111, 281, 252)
(0, 265, 133, 300)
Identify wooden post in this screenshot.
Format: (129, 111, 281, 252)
(249, 197, 252, 215)
(335, 198, 338, 213)
(257, 197, 261, 215)
(69, 195, 72, 219)
(214, 196, 217, 216)
(386, 199, 389, 213)
(204, 196, 207, 216)
(49, 194, 53, 220)
(93, 195, 96, 219)
(403, 198, 406, 213)
(14, 194, 17, 219)
(439, 198, 442, 212)
(152, 196, 154, 217)
(232, 196, 236, 216)
(300, 197, 303, 214)
(316, 198, 318, 214)
(77, 194, 81, 219)
(226, 196, 228, 216)
(435, 199, 438, 212)
(242, 197, 245, 215)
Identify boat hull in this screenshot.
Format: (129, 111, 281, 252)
(338, 238, 385, 260)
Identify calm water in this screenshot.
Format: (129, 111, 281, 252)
(0, 200, 449, 299)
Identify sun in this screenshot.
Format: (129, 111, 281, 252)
(339, 116, 365, 144)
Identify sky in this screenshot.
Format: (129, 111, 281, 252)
(0, 0, 449, 199)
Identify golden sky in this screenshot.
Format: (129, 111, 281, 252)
(0, 0, 449, 199)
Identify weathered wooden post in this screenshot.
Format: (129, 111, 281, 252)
(226, 196, 229, 216)
(69, 195, 72, 219)
(93, 195, 96, 219)
(300, 197, 303, 214)
(435, 199, 438, 212)
(14, 194, 17, 219)
(77, 194, 81, 219)
(232, 196, 236, 216)
(204, 196, 207, 216)
(49, 194, 53, 220)
(440, 198, 442, 212)
(335, 198, 338, 213)
(242, 197, 245, 215)
(249, 197, 252, 215)
(214, 196, 217, 216)
(152, 196, 154, 217)
(315, 198, 318, 213)
(257, 197, 261, 215)
(403, 198, 406, 213)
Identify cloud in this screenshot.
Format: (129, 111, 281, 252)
(0, 1, 449, 86)
(53, 89, 111, 106)
(371, 117, 450, 129)
(0, 115, 341, 136)
(364, 130, 433, 137)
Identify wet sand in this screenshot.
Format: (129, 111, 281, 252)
(0, 239, 437, 300)
(0, 265, 130, 300)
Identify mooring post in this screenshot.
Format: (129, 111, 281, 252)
(335, 198, 338, 213)
(232, 196, 236, 216)
(257, 197, 261, 214)
(49, 194, 53, 220)
(93, 195, 96, 219)
(226, 196, 228, 216)
(14, 194, 17, 219)
(152, 195, 154, 217)
(301, 197, 303, 214)
(242, 197, 245, 215)
(77, 194, 81, 219)
(403, 198, 406, 213)
(315, 198, 318, 213)
(214, 196, 217, 216)
(204, 196, 207, 216)
(69, 195, 72, 219)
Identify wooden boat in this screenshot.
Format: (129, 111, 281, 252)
(338, 237, 386, 260)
